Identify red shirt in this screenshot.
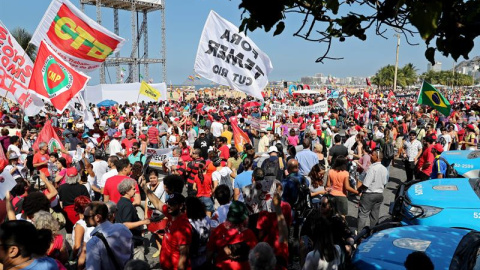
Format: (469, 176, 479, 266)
(160, 205, 192, 270)
(33, 152, 50, 177)
(207, 223, 258, 270)
(103, 175, 140, 203)
(121, 138, 138, 156)
(218, 145, 230, 161)
(147, 127, 159, 144)
(256, 202, 292, 265)
(417, 144, 435, 175)
(194, 174, 212, 198)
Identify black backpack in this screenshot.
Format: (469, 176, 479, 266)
(261, 157, 282, 181)
(294, 177, 312, 218)
(436, 157, 459, 178)
(383, 142, 395, 160)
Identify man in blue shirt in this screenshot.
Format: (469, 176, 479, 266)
(85, 202, 133, 270)
(430, 144, 447, 179)
(295, 138, 319, 176)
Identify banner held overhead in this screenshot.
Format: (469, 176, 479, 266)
(30, 0, 125, 72)
(29, 41, 90, 112)
(194, 10, 273, 101)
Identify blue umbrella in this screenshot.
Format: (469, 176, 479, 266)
(97, 99, 118, 107)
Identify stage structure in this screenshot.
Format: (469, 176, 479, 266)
(79, 0, 166, 83)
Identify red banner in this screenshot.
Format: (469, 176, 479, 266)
(33, 120, 65, 153)
(28, 41, 90, 112)
(31, 0, 124, 72)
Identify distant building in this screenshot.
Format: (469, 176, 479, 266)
(427, 62, 442, 72)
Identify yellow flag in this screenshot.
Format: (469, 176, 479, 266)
(139, 81, 161, 101)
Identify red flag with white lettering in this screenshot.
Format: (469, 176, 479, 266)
(28, 41, 90, 112)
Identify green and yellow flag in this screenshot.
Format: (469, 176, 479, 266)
(417, 81, 451, 116)
(139, 81, 161, 101)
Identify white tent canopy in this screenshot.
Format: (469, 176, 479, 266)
(293, 89, 322, 95)
(83, 82, 167, 104)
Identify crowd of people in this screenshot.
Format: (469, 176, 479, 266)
(0, 86, 478, 270)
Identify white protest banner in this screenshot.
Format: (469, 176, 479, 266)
(0, 170, 17, 200)
(249, 117, 269, 130)
(31, 0, 125, 72)
(194, 10, 273, 101)
(271, 100, 328, 114)
(0, 20, 45, 115)
(146, 148, 173, 169)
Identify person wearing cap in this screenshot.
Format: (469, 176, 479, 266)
(401, 130, 423, 182)
(85, 202, 134, 270)
(5, 151, 26, 178)
(460, 124, 478, 150)
(430, 144, 447, 179)
(258, 128, 270, 153)
(139, 175, 193, 270)
(194, 129, 212, 160)
(207, 201, 258, 270)
(261, 145, 285, 181)
(108, 131, 123, 157)
(58, 167, 90, 233)
(121, 129, 138, 157)
(186, 120, 198, 146)
(416, 135, 435, 181)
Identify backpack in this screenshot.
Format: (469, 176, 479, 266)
(261, 157, 282, 181)
(293, 177, 312, 218)
(437, 157, 459, 178)
(383, 142, 395, 160)
(219, 172, 233, 194)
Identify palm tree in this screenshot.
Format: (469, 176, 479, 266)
(11, 27, 36, 61)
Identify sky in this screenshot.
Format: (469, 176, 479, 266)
(2, 0, 480, 85)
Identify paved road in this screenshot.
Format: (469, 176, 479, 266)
(346, 158, 406, 231)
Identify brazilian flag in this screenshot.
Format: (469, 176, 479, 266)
(417, 81, 451, 116)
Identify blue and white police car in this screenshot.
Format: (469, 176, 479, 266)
(390, 177, 480, 230)
(441, 150, 480, 178)
(352, 225, 480, 269)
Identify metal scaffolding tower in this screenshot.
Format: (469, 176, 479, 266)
(79, 0, 166, 84)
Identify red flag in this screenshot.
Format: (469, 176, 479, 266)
(28, 41, 90, 112)
(229, 116, 252, 152)
(364, 91, 370, 99)
(388, 90, 395, 101)
(366, 78, 372, 86)
(33, 120, 65, 153)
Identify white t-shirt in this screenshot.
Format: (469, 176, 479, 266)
(212, 167, 233, 184)
(92, 160, 109, 184)
(98, 169, 118, 189)
(211, 202, 231, 228)
(146, 183, 166, 215)
(211, 121, 223, 137)
(72, 219, 94, 246)
(108, 139, 123, 157)
(303, 246, 342, 270)
(7, 144, 21, 157)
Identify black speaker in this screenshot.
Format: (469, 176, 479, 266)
(283, 81, 288, 88)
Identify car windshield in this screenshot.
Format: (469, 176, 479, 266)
(469, 178, 480, 198)
(450, 231, 480, 270)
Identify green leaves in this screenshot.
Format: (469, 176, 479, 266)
(326, 0, 340, 14)
(408, 1, 442, 42)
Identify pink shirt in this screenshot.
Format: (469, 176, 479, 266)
(287, 135, 299, 146)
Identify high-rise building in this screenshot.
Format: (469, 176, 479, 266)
(427, 62, 442, 72)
